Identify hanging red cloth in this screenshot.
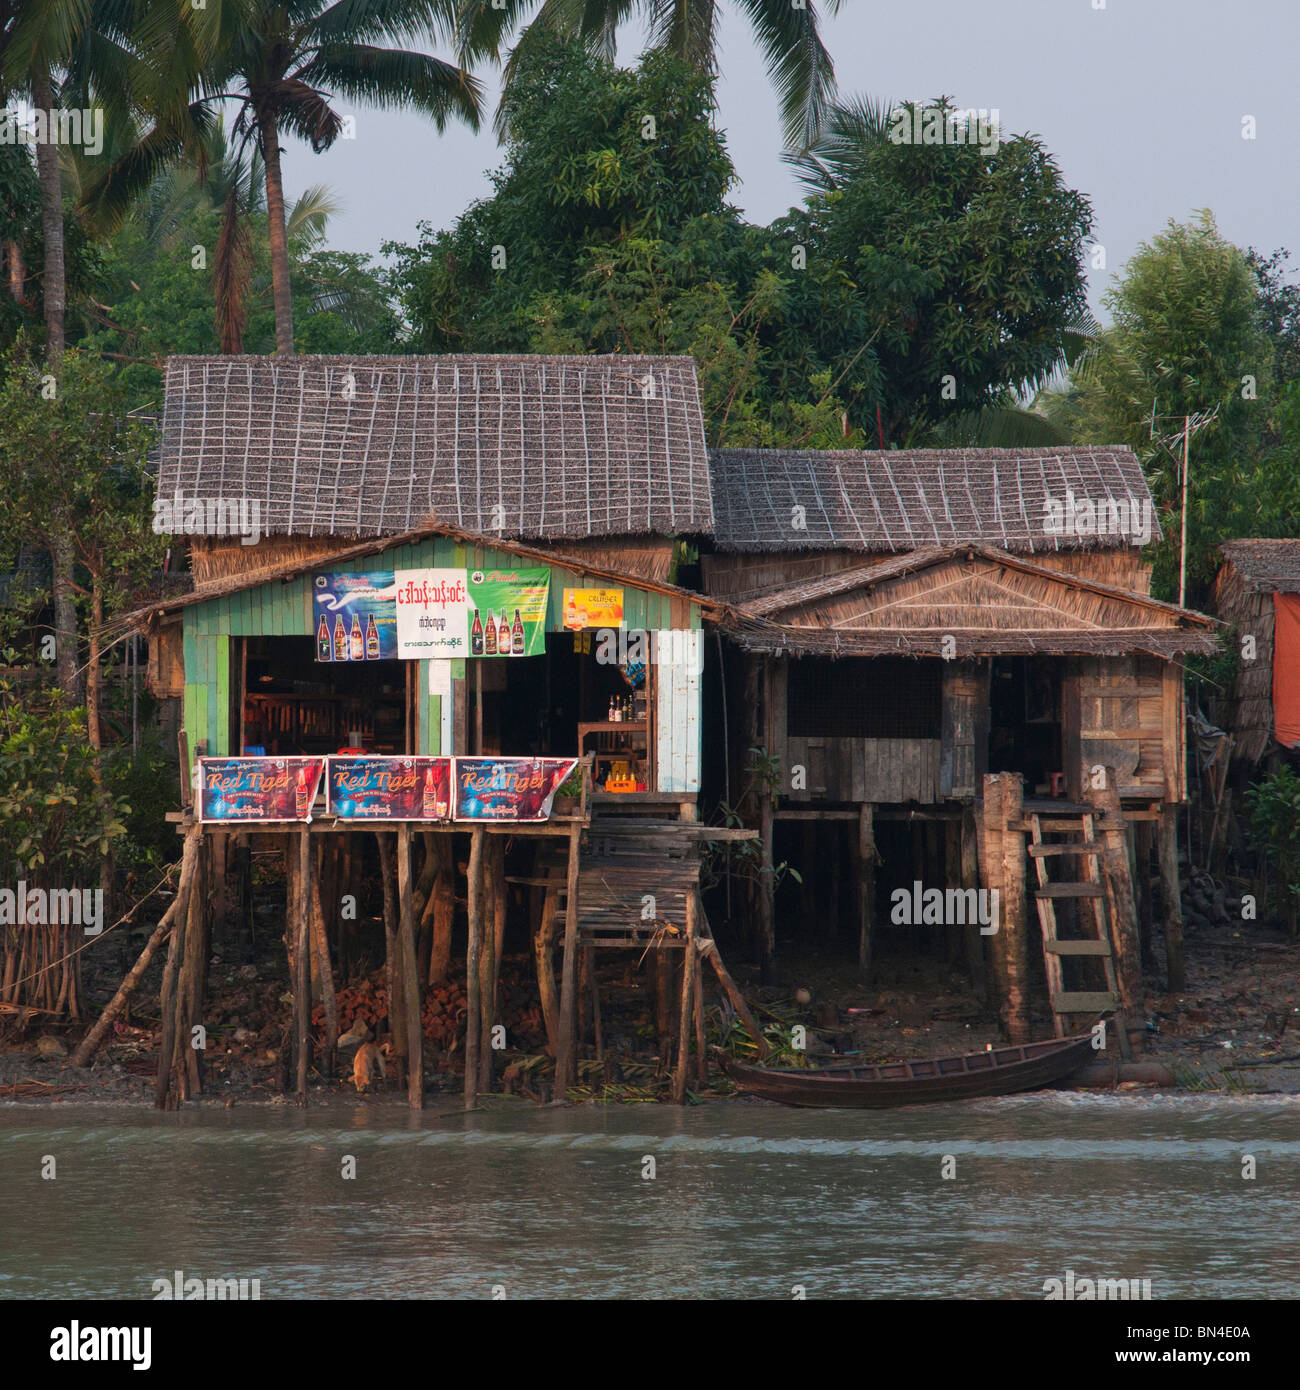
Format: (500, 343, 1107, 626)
(1272, 593, 1300, 748)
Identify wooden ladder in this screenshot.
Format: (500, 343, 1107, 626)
(1026, 810, 1131, 1059)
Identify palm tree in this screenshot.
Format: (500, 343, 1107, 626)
(114, 0, 481, 355)
(459, 0, 842, 151)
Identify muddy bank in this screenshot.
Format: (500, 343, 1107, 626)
(3, 906, 1297, 1106)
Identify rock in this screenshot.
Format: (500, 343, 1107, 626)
(237, 964, 258, 981)
(36, 1035, 67, 1057)
(233, 1027, 256, 1043)
(794, 987, 812, 1006)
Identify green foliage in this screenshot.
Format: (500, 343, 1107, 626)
(105, 739, 178, 875)
(1244, 766, 1300, 934)
(782, 98, 1094, 444)
(0, 682, 127, 884)
(1053, 212, 1277, 601)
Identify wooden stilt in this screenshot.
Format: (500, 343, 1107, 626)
(654, 952, 674, 1067)
(1133, 821, 1156, 971)
(758, 795, 776, 984)
(294, 828, 311, 1101)
(377, 833, 405, 1056)
(693, 942, 707, 1089)
(429, 834, 454, 986)
(671, 891, 698, 1103)
(77, 828, 201, 1070)
(308, 866, 337, 1077)
(857, 803, 875, 982)
(1158, 807, 1185, 991)
(463, 826, 485, 1110)
(960, 804, 987, 997)
(696, 894, 768, 1057)
(477, 838, 498, 1094)
(176, 856, 207, 1099)
(535, 886, 560, 1055)
(554, 820, 583, 1095)
(589, 945, 603, 1062)
(154, 833, 197, 1109)
(397, 824, 423, 1109)
(997, 775, 1030, 1044)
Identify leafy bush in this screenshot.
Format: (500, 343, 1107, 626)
(1244, 765, 1300, 935)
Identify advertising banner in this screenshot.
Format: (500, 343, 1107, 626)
(452, 757, 579, 822)
(326, 756, 452, 820)
(312, 573, 397, 662)
(394, 569, 469, 659)
(563, 587, 624, 630)
(468, 568, 549, 657)
(198, 757, 324, 823)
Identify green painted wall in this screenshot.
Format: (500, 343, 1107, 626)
(181, 539, 703, 781)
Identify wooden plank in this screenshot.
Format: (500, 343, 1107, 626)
(1052, 990, 1119, 1012)
(1044, 939, 1113, 956)
(1034, 882, 1107, 899)
(554, 820, 583, 1093)
(463, 826, 484, 1110)
(1027, 843, 1103, 856)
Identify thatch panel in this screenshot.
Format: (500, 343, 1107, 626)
(190, 534, 356, 586)
(710, 445, 1160, 554)
(700, 550, 884, 601)
(548, 537, 675, 583)
(1032, 548, 1152, 595)
(158, 354, 713, 542)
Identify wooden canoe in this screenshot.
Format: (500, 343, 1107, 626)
(716, 1029, 1100, 1108)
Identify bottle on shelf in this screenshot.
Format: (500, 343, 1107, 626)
(511, 608, 525, 655)
(316, 612, 332, 661)
(607, 695, 615, 722)
(365, 613, 380, 659)
(333, 615, 348, 661)
(484, 607, 498, 655)
(470, 608, 484, 656)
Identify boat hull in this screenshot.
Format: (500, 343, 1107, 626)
(717, 1031, 1099, 1108)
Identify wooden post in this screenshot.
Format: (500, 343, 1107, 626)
(478, 836, 500, 1094)
(1158, 806, 1185, 992)
(696, 893, 768, 1057)
(76, 828, 201, 1069)
(671, 892, 698, 1103)
(693, 941, 708, 1089)
(463, 826, 485, 1110)
(589, 945, 603, 1062)
(758, 794, 775, 984)
(397, 824, 423, 1109)
(176, 849, 208, 1099)
(857, 803, 875, 982)
(535, 885, 561, 1055)
(377, 833, 405, 1056)
(308, 865, 337, 1078)
(154, 833, 197, 1109)
(943, 820, 962, 962)
(294, 828, 311, 1102)
(960, 804, 987, 997)
(429, 834, 454, 986)
(1000, 775, 1030, 1043)
(1093, 770, 1146, 1036)
(1133, 821, 1156, 971)
(554, 820, 583, 1095)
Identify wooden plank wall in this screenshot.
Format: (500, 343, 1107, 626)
(785, 735, 941, 803)
(1075, 655, 1170, 798)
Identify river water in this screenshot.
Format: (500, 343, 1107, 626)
(1, 1093, 1296, 1300)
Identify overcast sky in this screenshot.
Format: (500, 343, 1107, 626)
(282, 0, 1300, 318)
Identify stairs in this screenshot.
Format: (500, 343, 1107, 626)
(1024, 805, 1131, 1058)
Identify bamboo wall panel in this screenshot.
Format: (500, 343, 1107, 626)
(785, 736, 940, 803)
(1077, 655, 1167, 795)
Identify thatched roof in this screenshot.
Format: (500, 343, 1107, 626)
(709, 446, 1160, 553)
(1217, 540, 1300, 593)
(156, 355, 712, 542)
(729, 544, 1218, 659)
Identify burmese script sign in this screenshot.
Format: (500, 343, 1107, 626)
(326, 756, 452, 820)
(452, 757, 579, 822)
(198, 757, 325, 823)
